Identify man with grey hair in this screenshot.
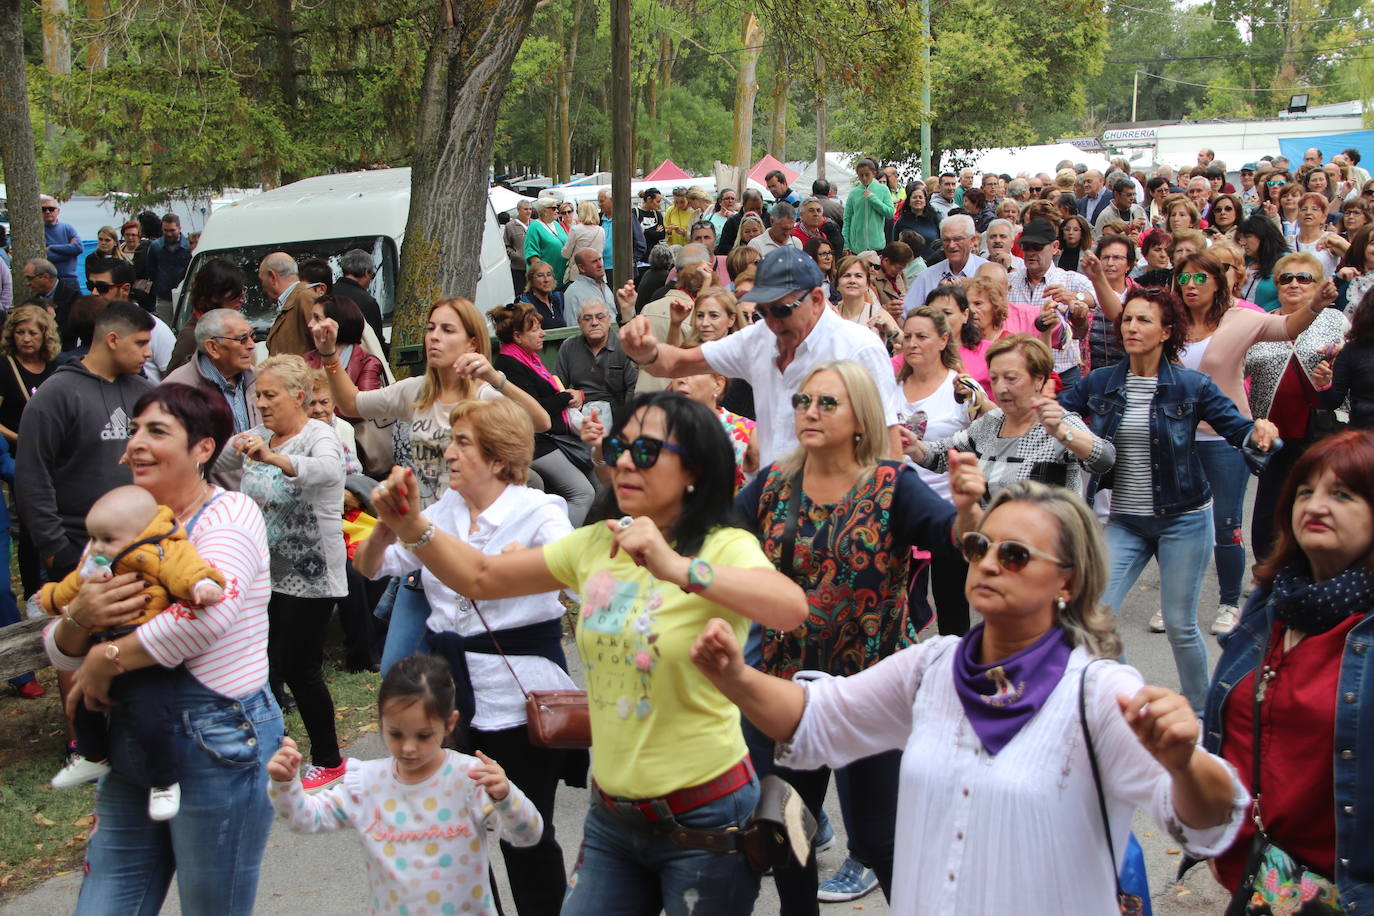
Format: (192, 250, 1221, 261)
(260, 252, 315, 356)
(165, 309, 260, 435)
(334, 248, 385, 346)
(1006, 178, 1031, 203)
(554, 296, 637, 425)
(983, 219, 1024, 271)
(903, 213, 987, 313)
(953, 168, 976, 207)
(1303, 147, 1322, 168)
(1186, 175, 1214, 220)
(1077, 170, 1111, 222)
(22, 257, 80, 347)
(39, 194, 82, 288)
(504, 199, 532, 292)
(563, 247, 618, 325)
(749, 201, 803, 255)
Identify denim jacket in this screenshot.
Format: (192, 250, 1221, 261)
(1058, 359, 1270, 517)
(1202, 587, 1374, 914)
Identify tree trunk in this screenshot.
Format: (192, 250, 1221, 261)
(545, 95, 556, 177)
(40, 0, 71, 75)
(0, 0, 45, 290)
(770, 69, 788, 160)
(815, 54, 826, 179)
(270, 0, 296, 108)
(657, 32, 673, 148)
(731, 13, 761, 186)
(394, 0, 542, 374)
(556, 0, 583, 183)
(85, 0, 106, 70)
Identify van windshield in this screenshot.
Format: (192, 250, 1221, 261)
(175, 235, 397, 336)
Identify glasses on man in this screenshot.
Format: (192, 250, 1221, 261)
(1277, 272, 1315, 285)
(88, 280, 114, 294)
(41, 206, 57, 213)
(940, 235, 970, 245)
(959, 531, 1069, 572)
(790, 392, 842, 413)
(211, 332, 256, 345)
(579, 312, 609, 324)
(602, 435, 686, 469)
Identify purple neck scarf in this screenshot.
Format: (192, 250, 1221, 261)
(952, 623, 1072, 755)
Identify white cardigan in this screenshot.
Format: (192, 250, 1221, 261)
(778, 639, 1248, 915)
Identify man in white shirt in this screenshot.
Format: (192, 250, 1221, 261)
(562, 248, 620, 325)
(618, 246, 903, 466)
(748, 202, 804, 255)
(1007, 219, 1096, 386)
(903, 214, 988, 315)
(983, 219, 1025, 272)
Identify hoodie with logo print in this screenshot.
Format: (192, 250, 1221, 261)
(16, 361, 152, 578)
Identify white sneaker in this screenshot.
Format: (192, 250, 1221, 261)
(51, 755, 111, 789)
(1211, 605, 1240, 636)
(148, 784, 181, 821)
(1148, 612, 1165, 633)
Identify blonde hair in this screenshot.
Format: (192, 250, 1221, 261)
(1164, 194, 1200, 228)
(983, 481, 1120, 657)
(778, 360, 888, 482)
(962, 275, 1009, 329)
(899, 307, 961, 379)
(96, 225, 120, 249)
(687, 288, 743, 342)
(256, 354, 314, 407)
(1273, 250, 1327, 282)
(447, 398, 535, 485)
(577, 200, 599, 226)
(1, 304, 61, 362)
(414, 298, 492, 412)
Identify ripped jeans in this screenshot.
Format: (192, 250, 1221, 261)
(561, 777, 761, 916)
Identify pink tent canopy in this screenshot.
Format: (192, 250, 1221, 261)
(748, 154, 799, 185)
(643, 159, 692, 181)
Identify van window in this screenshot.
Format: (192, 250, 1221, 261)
(174, 235, 398, 335)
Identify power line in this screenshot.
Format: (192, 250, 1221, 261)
(1106, 0, 1363, 27)
(1106, 42, 1374, 63)
(1136, 70, 1344, 90)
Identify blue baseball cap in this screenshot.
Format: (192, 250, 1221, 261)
(740, 246, 824, 303)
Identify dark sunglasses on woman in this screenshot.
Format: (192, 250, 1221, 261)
(602, 435, 686, 469)
(959, 531, 1070, 572)
(1277, 272, 1315, 285)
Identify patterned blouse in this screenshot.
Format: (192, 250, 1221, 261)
(917, 409, 1114, 497)
(717, 407, 756, 492)
(737, 460, 955, 679)
(1244, 308, 1350, 420)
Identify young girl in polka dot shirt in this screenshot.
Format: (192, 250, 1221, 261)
(268, 655, 544, 915)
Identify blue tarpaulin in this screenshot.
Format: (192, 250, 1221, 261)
(1278, 129, 1374, 171)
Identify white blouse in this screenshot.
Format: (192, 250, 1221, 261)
(373, 485, 576, 731)
(778, 639, 1248, 916)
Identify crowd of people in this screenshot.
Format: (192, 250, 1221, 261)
(2, 145, 1372, 915)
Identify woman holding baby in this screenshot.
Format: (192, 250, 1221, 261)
(42, 382, 281, 915)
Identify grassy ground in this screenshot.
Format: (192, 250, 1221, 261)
(0, 631, 382, 900)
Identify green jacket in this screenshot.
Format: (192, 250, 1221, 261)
(842, 181, 894, 252)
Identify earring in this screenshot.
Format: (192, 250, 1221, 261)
(686, 484, 695, 494)
(1055, 595, 1068, 612)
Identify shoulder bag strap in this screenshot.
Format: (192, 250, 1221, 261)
(468, 599, 531, 697)
(1079, 659, 1129, 904)
(778, 468, 806, 581)
(8, 356, 31, 404)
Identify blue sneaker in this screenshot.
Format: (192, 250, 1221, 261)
(812, 810, 836, 854)
(817, 856, 877, 903)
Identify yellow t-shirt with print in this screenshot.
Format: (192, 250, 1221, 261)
(543, 523, 769, 799)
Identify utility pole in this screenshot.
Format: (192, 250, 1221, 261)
(611, 0, 632, 290)
(920, 0, 932, 178)
(1131, 70, 1139, 122)
(816, 54, 827, 180)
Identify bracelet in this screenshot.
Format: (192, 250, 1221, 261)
(400, 521, 436, 551)
(635, 345, 661, 368)
(62, 608, 88, 630)
(317, 349, 337, 359)
(323, 357, 341, 374)
(494, 370, 508, 392)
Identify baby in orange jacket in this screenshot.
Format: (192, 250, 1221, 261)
(44, 486, 226, 822)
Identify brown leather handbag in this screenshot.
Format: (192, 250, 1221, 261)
(471, 601, 591, 750)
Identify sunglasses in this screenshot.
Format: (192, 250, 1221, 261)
(760, 296, 806, 320)
(1176, 273, 1209, 286)
(1278, 272, 1315, 285)
(602, 435, 686, 469)
(558, 209, 573, 215)
(88, 280, 114, 294)
(791, 393, 842, 413)
(959, 531, 1069, 572)
(41, 206, 57, 212)
(1267, 180, 1287, 187)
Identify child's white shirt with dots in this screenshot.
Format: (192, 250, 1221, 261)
(269, 749, 543, 916)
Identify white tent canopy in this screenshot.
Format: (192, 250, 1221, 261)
(488, 185, 534, 214)
(787, 152, 861, 197)
(940, 143, 1111, 178)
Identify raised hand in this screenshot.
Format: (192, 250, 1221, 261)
(604, 515, 680, 581)
(468, 750, 510, 802)
(1117, 686, 1199, 774)
(1031, 395, 1065, 438)
(310, 315, 340, 353)
(618, 316, 660, 364)
(580, 407, 605, 447)
(690, 617, 746, 685)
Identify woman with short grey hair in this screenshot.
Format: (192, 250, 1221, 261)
(524, 197, 569, 283)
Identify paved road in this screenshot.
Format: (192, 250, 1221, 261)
(3, 522, 1244, 915)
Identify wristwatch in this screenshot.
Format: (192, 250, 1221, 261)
(104, 642, 127, 673)
(683, 557, 715, 594)
(1059, 427, 1076, 444)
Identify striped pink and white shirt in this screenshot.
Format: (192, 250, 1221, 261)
(44, 489, 273, 698)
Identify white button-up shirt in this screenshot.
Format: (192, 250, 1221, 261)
(375, 484, 576, 731)
(702, 305, 902, 467)
(903, 254, 989, 316)
(1008, 265, 1097, 372)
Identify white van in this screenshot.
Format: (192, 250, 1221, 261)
(176, 167, 513, 341)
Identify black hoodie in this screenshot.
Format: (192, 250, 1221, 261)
(16, 361, 152, 576)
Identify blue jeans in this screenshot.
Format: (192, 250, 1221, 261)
(561, 778, 762, 916)
(0, 522, 35, 689)
(378, 572, 431, 676)
(1103, 509, 1212, 712)
(1195, 438, 1249, 607)
(76, 670, 282, 915)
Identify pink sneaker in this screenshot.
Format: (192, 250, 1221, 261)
(300, 761, 346, 793)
